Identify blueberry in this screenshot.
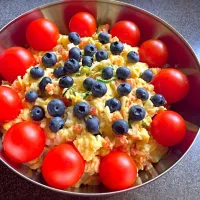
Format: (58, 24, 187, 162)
(73, 102, 90, 119)
(82, 56, 93, 67)
(49, 116, 65, 133)
(98, 32, 110, 44)
(30, 67, 44, 79)
(64, 59, 80, 73)
(83, 78, 96, 91)
(68, 32, 80, 45)
(129, 105, 146, 121)
(127, 51, 140, 63)
(95, 50, 108, 62)
(69, 47, 82, 61)
(105, 98, 121, 113)
(42, 52, 57, 67)
(116, 67, 130, 80)
(59, 76, 74, 88)
(117, 83, 132, 96)
(110, 41, 124, 55)
(136, 88, 149, 101)
(30, 106, 45, 121)
(47, 99, 66, 117)
(86, 116, 100, 134)
(112, 119, 129, 135)
(84, 44, 97, 57)
(25, 91, 38, 103)
(102, 67, 113, 80)
(92, 82, 107, 97)
(39, 77, 52, 91)
(53, 66, 66, 78)
(140, 69, 154, 83)
(151, 94, 165, 107)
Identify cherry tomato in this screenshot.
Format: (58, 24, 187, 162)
(110, 21, 140, 47)
(3, 121, 45, 163)
(0, 47, 35, 82)
(42, 144, 85, 189)
(26, 19, 59, 51)
(139, 39, 168, 67)
(0, 86, 22, 123)
(152, 68, 189, 103)
(99, 151, 137, 190)
(69, 12, 96, 37)
(151, 111, 186, 146)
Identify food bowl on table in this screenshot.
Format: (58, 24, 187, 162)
(0, 0, 200, 197)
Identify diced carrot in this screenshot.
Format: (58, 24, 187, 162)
(58, 47, 64, 54)
(73, 124, 83, 133)
(45, 83, 55, 92)
(62, 51, 68, 60)
(103, 136, 111, 150)
(126, 79, 136, 88)
(79, 38, 89, 49)
(112, 112, 123, 122)
(35, 56, 42, 64)
(89, 106, 97, 116)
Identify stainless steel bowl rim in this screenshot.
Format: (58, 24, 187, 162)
(0, 0, 199, 196)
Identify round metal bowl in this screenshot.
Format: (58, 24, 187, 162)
(0, 0, 199, 197)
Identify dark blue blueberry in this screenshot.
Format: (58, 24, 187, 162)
(39, 77, 52, 91)
(110, 41, 124, 55)
(30, 106, 45, 121)
(129, 105, 146, 121)
(83, 78, 96, 91)
(30, 67, 44, 79)
(42, 52, 57, 67)
(136, 88, 149, 101)
(98, 32, 110, 44)
(59, 76, 74, 88)
(82, 56, 93, 67)
(117, 83, 132, 96)
(151, 94, 165, 107)
(73, 102, 90, 119)
(49, 116, 65, 133)
(68, 32, 81, 45)
(102, 67, 113, 80)
(127, 51, 140, 63)
(86, 116, 100, 134)
(84, 44, 97, 57)
(25, 91, 38, 103)
(112, 119, 129, 135)
(116, 67, 130, 80)
(53, 66, 66, 78)
(140, 69, 154, 83)
(95, 50, 108, 62)
(105, 98, 121, 113)
(64, 59, 80, 73)
(47, 99, 66, 117)
(69, 47, 82, 61)
(92, 82, 107, 97)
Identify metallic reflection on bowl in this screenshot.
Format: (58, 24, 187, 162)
(0, 0, 199, 197)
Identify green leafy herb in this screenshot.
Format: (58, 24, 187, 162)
(128, 120, 132, 128)
(96, 77, 116, 83)
(83, 91, 92, 99)
(63, 87, 76, 97)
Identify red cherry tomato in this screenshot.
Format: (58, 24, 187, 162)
(69, 12, 96, 37)
(110, 21, 140, 47)
(151, 111, 186, 146)
(139, 39, 168, 67)
(99, 151, 137, 190)
(0, 47, 35, 82)
(26, 19, 59, 51)
(0, 86, 22, 123)
(42, 144, 85, 189)
(3, 121, 45, 163)
(152, 68, 189, 103)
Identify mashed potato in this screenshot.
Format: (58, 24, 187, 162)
(1, 25, 168, 188)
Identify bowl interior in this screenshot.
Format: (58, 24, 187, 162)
(0, 0, 199, 196)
